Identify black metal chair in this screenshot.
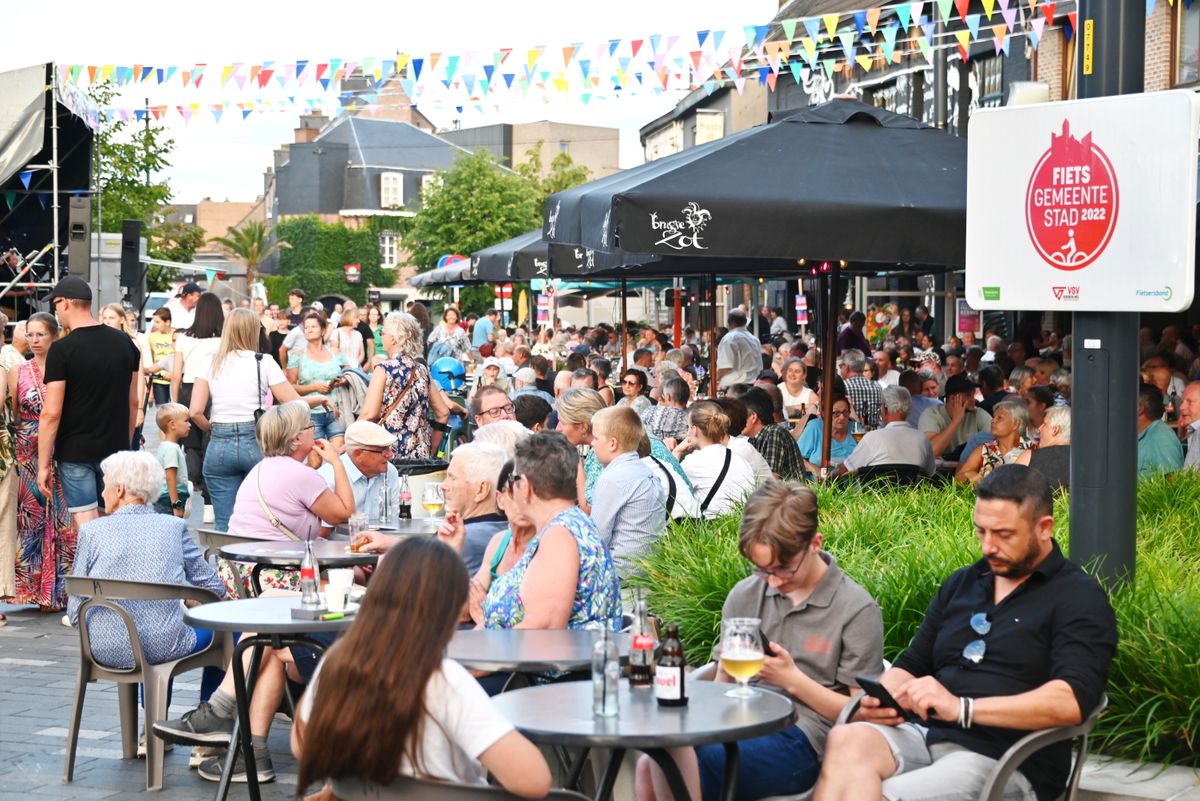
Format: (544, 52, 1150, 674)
(853, 463, 924, 487)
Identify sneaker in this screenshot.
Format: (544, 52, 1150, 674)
(152, 701, 234, 746)
(203, 504, 215, 524)
(197, 747, 275, 784)
(61, 614, 71, 627)
(136, 727, 175, 758)
(190, 745, 224, 768)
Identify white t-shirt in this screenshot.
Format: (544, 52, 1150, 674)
(728, 436, 773, 482)
(331, 327, 363, 363)
(298, 658, 514, 786)
(164, 298, 195, 331)
(681, 444, 758, 518)
(201, 350, 287, 423)
(716, 327, 762, 388)
(176, 334, 221, 383)
(779, 384, 817, 416)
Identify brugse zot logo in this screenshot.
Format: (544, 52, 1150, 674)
(1025, 120, 1119, 271)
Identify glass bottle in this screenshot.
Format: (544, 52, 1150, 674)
(628, 589, 655, 688)
(299, 539, 322, 608)
(655, 623, 688, 707)
(398, 473, 412, 521)
(377, 479, 393, 528)
(592, 628, 619, 717)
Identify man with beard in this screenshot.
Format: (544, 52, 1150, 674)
(813, 466, 1116, 801)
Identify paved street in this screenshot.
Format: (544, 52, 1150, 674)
(0, 599, 300, 800)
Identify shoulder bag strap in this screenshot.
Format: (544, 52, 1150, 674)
(255, 354, 265, 417)
(375, 363, 417, 425)
(255, 468, 302, 541)
(700, 448, 733, 513)
(650, 456, 678, 516)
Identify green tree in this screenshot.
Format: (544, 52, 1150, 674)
(144, 211, 205, 291)
(273, 216, 388, 304)
(515, 140, 592, 205)
(209, 220, 290, 289)
(89, 84, 174, 232)
(407, 150, 541, 314)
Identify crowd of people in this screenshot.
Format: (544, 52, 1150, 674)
(2, 275, 1193, 801)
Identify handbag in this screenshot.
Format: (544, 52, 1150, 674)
(374, 363, 417, 426)
(255, 469, 302, 541)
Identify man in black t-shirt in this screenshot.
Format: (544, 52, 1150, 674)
(39, 276, 142, 526)
(813, 466, 1116, 801)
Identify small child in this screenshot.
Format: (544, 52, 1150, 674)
(154, 403, 190, 517)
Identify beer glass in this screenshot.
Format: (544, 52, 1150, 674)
(719, 617, 764, 698)
(422, 483, 445, 518)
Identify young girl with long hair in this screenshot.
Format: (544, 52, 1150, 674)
(293, 537, 551, 797)
(171, 292, 225, 522)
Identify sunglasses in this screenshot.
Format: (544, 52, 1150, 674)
(750, 548, 810, 580)
(962, 612, 992, 664)
(498, 473, 523, 493)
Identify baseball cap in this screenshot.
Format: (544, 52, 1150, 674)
(179, 282, 203, 296)
(482, 356, 501, 369)
(944, 374, 977, 397)
(45, 275, 93, 302)
(514, 367, 536, 384)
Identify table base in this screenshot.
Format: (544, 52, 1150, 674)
(561, 742, 739, 801)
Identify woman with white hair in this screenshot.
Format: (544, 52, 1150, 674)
(67, 451, 226, 668)
(955, 399, 1033, 485)
(360, 311, 455, 459)
(1016, 404, 1070, 490)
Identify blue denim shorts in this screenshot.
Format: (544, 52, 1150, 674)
(310, 409, 345, 441)
(696, 725, 820, 801)
(58, 461, 106, 513)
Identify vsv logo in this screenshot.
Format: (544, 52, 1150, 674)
(1052, 286, 1081, 301)
(650, 202, 712, 251)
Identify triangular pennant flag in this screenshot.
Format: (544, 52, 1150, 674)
(853, 11, 867, 34)
(756, 25, 770, 46)
(164, 66, 177, 83)
(916, 29, 933, 60)
(696, 30, 710, 48)
(734, 76, 746, 94)
(757, 66, 770, 84)
(579, 59, 591, 80)
(766, 71, 778, 90)
(193, 64, 207, 88)
(134, 109, 147, 122)
(463, 74, 476, 94)
(983, 0, 997, 17)
(702, 79, 717, 95)
(690, 50, 704, 72)
(866, 8, 882, 34)
(221, 64, 235, 86)
(1147, 0, 1156, 13)
(992, 24, 1008, 53)
(955, 29, 972, 59)
(789, 62, 804, 83)
(823, 14, 840, 38)
(1063, 11, 1076, 42)
(316, 63, 328, 80)
(954, 0, 971, 20)
(650, 34, 663, 53)
(896, 4, 913, 31)
(1041, 2, 1056, 25)
(781, 19, 798, 41)
(211, 105, 224, 123)
(2, 192, 14, 209)
(800, 37, 818, 65)
(37, 193, 47, 210)
(742, 25, 758, 48)
(711, 30, 725, 51)
(241, 107, 252, 119)
(1030, 16, 1046, 48)
(921, 20, 937, 42)
(296, 60, 308, 79)
(631, 39, 644, 58)
(18, 171, 32, 190)
(936, 0, 955, 23)
(562, 45, 577, 67)
(1002, 4, 1019, 29)
(156, 67, 165, 84)
(607, 39, 621, 57)
(839, 30, 857, 61)
(821, 57, 837, 78)
(965, 13, 982, 38)
(803, 17, 823, 43)
(446, 55, 460, 80)
(428, 53, 442, 71)
(881, 23, 900, 61)
(234, 75, 247, 91)
(1066, 11, 1077, 33)
(412, 58, 424, 80)
(855, 54, 873, 72)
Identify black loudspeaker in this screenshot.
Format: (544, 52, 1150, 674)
(120, 219, 142, 287)
(67, 197, 91, 277)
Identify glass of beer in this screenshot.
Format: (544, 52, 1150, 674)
(719, 617, 764, 698)
(422, 483, 445, 518)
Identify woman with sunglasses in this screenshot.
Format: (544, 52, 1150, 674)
(636, 481, 883, 801)
(616, 368, 647, 406)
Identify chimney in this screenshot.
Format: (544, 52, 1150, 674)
(294, 113, 328, 144)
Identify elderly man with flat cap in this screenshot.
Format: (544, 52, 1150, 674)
(316, 420, 400, 530)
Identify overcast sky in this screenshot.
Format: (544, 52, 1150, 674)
(2, 0, 777, 203)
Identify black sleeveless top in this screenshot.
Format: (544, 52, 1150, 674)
(1029, 445, 1070, 490)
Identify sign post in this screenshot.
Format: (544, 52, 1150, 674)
(967, 4, 1195, 586)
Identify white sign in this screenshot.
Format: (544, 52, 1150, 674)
(966, 91, 1199, 312)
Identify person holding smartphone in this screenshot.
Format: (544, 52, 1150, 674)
(635, 481, 884, 801)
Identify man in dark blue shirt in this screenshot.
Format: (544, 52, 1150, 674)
(813, 465, 1117, 801)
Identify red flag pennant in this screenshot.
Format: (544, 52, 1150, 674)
(1065, 11, 1076, 32)
(954, 0, 971, 18)
(1041, 2, 1055, 25)
(631, 39, 644, 58)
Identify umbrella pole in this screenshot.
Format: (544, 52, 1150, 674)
(673, 278, 683, 348)
(621, 278, 629, 371)
(708, 274, 718, 397)
(821, 262, 840, 472)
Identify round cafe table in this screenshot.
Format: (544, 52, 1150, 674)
(331, 517, 443, 539)
(219, 539, 377, 596)
(184, 596, 355, 801)
(490, 680, 795, 801)
(448, 628, 630, 673)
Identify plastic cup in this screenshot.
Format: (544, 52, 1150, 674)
(325, 587, 347, 614)
(327, 568, 354, 589)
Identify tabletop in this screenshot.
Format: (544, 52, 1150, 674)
(490, 680, 795, 750)
(218, 539, 378, 568)
(331, 518, 443, 539)
(448, 628, 631, 673)
(184, 595, 357, 634)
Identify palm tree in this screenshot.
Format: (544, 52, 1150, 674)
(209, 220, 290, 289)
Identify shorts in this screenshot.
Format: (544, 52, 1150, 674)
(310, 409, 345, 441)
(59, 461, 106, 513)
(863, 723, 1036, 801)
(696, 726, 819, 801)
(154, 491, 190, 515)
(290, 630, 340, 684)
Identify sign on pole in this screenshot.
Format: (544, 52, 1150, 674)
(955, 298, 981, 336)
(966, 91, 1200, 312)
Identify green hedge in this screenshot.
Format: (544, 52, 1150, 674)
(272, 216, 390, 304)
(628, 474, 1200, 766)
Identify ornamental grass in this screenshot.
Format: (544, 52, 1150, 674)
(627, 473, 1200, 766)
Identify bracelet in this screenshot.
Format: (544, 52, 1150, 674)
(957, 696, 967, 728)
(966, 697, 974, 729)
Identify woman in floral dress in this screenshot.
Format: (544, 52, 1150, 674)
(3, 312, 75, 611)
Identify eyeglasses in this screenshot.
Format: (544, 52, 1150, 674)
(962, 612, 992, 664)
(831, 409, 851, 418)
(498, 473, 524, 493)
(621, 379, 642, 387)
(302, 424, 316, 432)
(360, 446, 396, 456)
(480, 404, 515, 419)
(751, 548, 811, 580)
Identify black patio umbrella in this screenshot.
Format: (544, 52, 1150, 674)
(470, 229, 548, 283)
(543, 98, 969, 471)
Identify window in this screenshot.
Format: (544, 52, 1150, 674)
(380, 172, 404, 209)
(1179, 4, 1200, 85)
(420, 174, 440, 196)
(379, 230, 400, 269)
(974, 56, 1004, 108)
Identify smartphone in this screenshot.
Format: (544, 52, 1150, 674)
(855, 675, 919, 723)
(759, 629, 779, 657)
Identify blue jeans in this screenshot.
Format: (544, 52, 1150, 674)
(202, 422, 262, 532)
(696, 726, 820, 801)
(59, 461, 106, 513)
(310, 409, 344, 441)
(140, 627, 213, 709)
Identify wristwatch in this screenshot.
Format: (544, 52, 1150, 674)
(171, 499, 186, 510)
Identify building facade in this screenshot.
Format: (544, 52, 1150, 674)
(440, 120, 621, 180)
